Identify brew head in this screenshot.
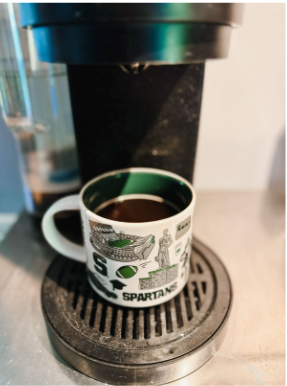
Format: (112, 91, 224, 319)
(19, 4, 243, 65)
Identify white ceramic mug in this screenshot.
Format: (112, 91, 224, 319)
(42, 167, 196, 308)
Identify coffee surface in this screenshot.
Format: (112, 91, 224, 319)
(96, 198, 178, 223)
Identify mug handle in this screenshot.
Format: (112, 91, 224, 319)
(42, 195, 86, 263)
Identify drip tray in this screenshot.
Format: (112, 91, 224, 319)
(41, 237, 232, 385)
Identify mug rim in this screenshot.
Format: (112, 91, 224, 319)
(80, 167, 196, 227)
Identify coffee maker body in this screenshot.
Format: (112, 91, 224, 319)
(19, 3, 243, 184)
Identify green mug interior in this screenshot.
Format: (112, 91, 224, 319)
(83, 171, 193, 214)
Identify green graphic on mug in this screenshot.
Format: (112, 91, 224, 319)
(175, 242, 182, 256)
(139, 264, 178, 290)
(88, 269, 118, 299)
(109, 239, 132, 248)
(110, 279, 126, 290)
(116, 265, 138, 279)
(139, 229, 177, 290)
(180, 237, 192, 279)
(175, 216, 191, 240)
(89, 220, 155, 262)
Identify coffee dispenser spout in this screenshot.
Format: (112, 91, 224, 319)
(120, 63, 149, 74)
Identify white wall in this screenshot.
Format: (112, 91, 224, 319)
(193, 3, 285, 191)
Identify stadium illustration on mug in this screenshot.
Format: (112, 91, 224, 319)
(89, 220, 155, 262)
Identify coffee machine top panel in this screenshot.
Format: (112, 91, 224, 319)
(19, 3, 243, 65)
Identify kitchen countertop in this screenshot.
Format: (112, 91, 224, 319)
(0, 214, 18, 244)
(0, 192, 284, 385)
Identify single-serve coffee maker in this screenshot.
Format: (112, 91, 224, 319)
(18, 4, 243, 384)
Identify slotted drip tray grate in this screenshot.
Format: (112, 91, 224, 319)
(42, 237, 232, 385)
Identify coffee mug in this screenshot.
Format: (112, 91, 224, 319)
(42, 168, 196, 307)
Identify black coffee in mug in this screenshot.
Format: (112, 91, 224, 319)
(95, 198, 179, 223)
